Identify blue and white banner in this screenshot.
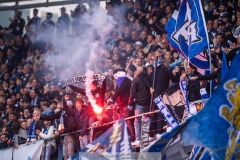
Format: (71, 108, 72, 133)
(0, 140, 44, 160)
(166, 0, 210, 74)
(182, 50, 240, 159)
(189, 146, 213, 160)
(68, 118, 134, 160)
(154, 96, 178, 128)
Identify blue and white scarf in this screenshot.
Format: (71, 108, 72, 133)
(116, 77, 126, 87)
(28, 121, 37, 140)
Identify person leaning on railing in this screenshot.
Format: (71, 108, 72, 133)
(0, 133, 10, 149)
(36, 120, 56, 160)
(39, 100, 77, 159)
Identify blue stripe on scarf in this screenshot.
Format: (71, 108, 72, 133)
(28, 121, 37, 140)
(116, 77, 126, 87)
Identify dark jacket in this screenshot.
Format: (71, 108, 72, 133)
(188, 71, 202, 102)
(75, 105, 91, 136)
(0, 141, 9, 149)
(69, 79, 106, 107)
(129, 73, 151, 107)
(112, 78, 131, 108)
(148, 65, 180, 98)
(197, 68, 221, 94)
(40, 106, 77, 133)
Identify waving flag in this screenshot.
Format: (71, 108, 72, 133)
(140, 118, 193, 160)
(166, 0, 210, 74)
(182, 51, 240, 159)
(68, 118, 133, 160)
(189, 146, 213, 160)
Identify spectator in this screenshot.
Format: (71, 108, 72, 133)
(74, 98, 92, 150)
(39, 12, 55, 42)
(9, 11, 26, 36)
(26, 108, 43, 144)
(181, 63, 201, 102)
(148, 59, 180, 139)
(27, 8, 41, 33)
(36, 120, 56, 160)
(29, 89, 41, 108)
(108, 69, 135, 142)
(0, 133, 9, 149)
(56, 7, 70, 35)
(40, 100, 77, 159)
(68, 79, 106, 108)
(128, 69, 151, 146)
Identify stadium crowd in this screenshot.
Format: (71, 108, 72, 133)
(0, 0, 240, 159)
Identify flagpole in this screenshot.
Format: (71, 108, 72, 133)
(150, 56, 158, 112)
(198, 0, 212, 96)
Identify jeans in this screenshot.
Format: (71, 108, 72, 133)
(124, 107, 135, 142)
(58, 138, 63, 160)
(63, 134, 74, 159)
(42, 143, 56, 160)
(134, 104, 145, 140)
(80, 135, 88, 150)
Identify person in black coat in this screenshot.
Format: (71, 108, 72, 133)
(128, 70, 151, 145)
(148, 60, 180, 138)
(68, 79, 106, 108)
(8, 11, 26, 36)
(0, 133, 9, 149)
(190, 61, 222, 95)
(184, 64, 202, 102)
(107, 69, 135, 142)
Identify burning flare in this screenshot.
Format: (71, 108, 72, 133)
(92, 104, 103, 115)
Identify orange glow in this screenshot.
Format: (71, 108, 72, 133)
(92, 104, 103, 114)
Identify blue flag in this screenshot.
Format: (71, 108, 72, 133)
(189, 146, 213, 160)
(68, 118, 133, 160)
(182, 51, 240, 159)
(140, 118, 193, 160)
(165, 0, 209, 74)
(221, 49, 228, 82)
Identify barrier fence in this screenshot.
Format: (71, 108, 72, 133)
(1, 108, 175, 160)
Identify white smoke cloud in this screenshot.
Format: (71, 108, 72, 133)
(40, 4, 124, 110)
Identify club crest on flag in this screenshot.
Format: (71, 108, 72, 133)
(219, 79, 240, 160)
(166, 0, 208, 59)
(68, 118, 134, 160)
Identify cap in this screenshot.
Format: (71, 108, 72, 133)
(10, 77, 16, 81)
(135, 41, 143, 46)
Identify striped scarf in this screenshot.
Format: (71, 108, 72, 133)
(28, 121, 37, 140)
